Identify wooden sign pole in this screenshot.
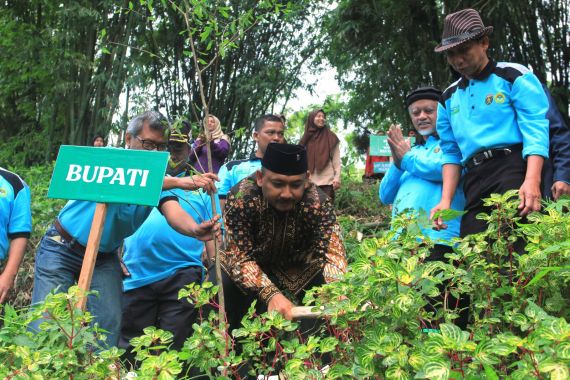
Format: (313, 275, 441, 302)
(76, 202, 108, 310)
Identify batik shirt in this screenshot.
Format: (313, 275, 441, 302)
(222, 175, 347, 303)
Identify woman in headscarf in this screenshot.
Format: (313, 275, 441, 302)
(189, 115, 231, 174)
(299, 109, 341, 200)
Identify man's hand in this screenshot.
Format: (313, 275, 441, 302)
(332, 180, 341, 190)
(552, 181, 570, 200)
(268, 292, 294, 320)
(120, 260, 131, 277)
(518, 179, 542, 216)
(430, 201, 450, 231)
(0, 272, 15, 303)
(178, 173, 219, 194)
(386, 124, 411, 169)
(191, 215, 222, 242)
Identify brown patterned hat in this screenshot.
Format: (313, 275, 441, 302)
(435, 8, 493, 53)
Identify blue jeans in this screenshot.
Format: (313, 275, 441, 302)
(31, 225, 123, 347)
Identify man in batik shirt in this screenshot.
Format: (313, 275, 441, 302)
(216, 143, 347, 330)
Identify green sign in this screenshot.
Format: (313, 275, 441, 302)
(48, 146, 169, 206)
(373, 161, 391, 173)
(370, 135, 390, 156)
(370, 135, 416, 156)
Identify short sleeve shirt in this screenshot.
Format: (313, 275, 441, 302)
(0, 168, 32, 260)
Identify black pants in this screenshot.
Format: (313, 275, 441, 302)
(461, 146, 526, 237)
(119, 266, 203, 365)
(425, 244, 470, 330)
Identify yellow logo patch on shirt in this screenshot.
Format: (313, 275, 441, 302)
(0, 188, 6, 197)
(485, 94, 494, 105)
(495, 92, 506, 104)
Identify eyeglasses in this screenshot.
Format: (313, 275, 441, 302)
(135, 136, 168, 151)
(410, 107, 436, 117)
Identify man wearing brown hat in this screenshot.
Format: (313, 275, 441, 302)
(430, 8, 550, 237)
(216, 143, 347, 330)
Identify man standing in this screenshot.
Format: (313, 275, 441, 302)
(431, 9, 549, 237)
(216, 143, 347, 330)
(0, 168, 31, 304)
(379, 87, 467, 328)
(31, 111, 220, 347)
(119, 126, 215, 362)
(380, 86, 465, 255)
(216, 114, 286, 210)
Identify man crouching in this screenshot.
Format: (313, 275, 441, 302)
(216, 143, 347, 330)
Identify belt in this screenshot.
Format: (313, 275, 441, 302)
(53, 219, 111, 256)
(465, 144, 522, 170)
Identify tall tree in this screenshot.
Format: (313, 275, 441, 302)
(0, 0, 323, 164)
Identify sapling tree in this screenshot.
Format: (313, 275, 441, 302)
(124, 0, 302, 324)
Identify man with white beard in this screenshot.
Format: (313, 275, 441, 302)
(379, 86, 467, 327)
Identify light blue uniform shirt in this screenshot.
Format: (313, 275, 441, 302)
(57, 191, 176, 253)
(0, 168, 32, 260)
(437, 61, 549, 165)
(122, 187, 213, 291)
(217, 155, 261, 199)
(379, 136, 465, 244)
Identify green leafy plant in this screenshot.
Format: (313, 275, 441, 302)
(0, 286, 123, 379)
(1, 192, 568, 379)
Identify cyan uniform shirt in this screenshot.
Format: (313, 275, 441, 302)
(0, 168, 32, 260)
(217, 155, 261, 199)
(437, 61, 549, 166)
(379, 136, 465, 244)
(57, 192, 177, 253)
(122, 187, 213, 291)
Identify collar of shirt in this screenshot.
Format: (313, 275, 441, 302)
(459, 60, 496, 89)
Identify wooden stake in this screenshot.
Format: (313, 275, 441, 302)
(76, 202, 108, 310)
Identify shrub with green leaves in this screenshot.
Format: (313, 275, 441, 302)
(0, 192, 568, 379)
(305, 191, 570, 379)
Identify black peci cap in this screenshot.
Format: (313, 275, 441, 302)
(405, 86, 442, 107)
(262, 143, 308, 175)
